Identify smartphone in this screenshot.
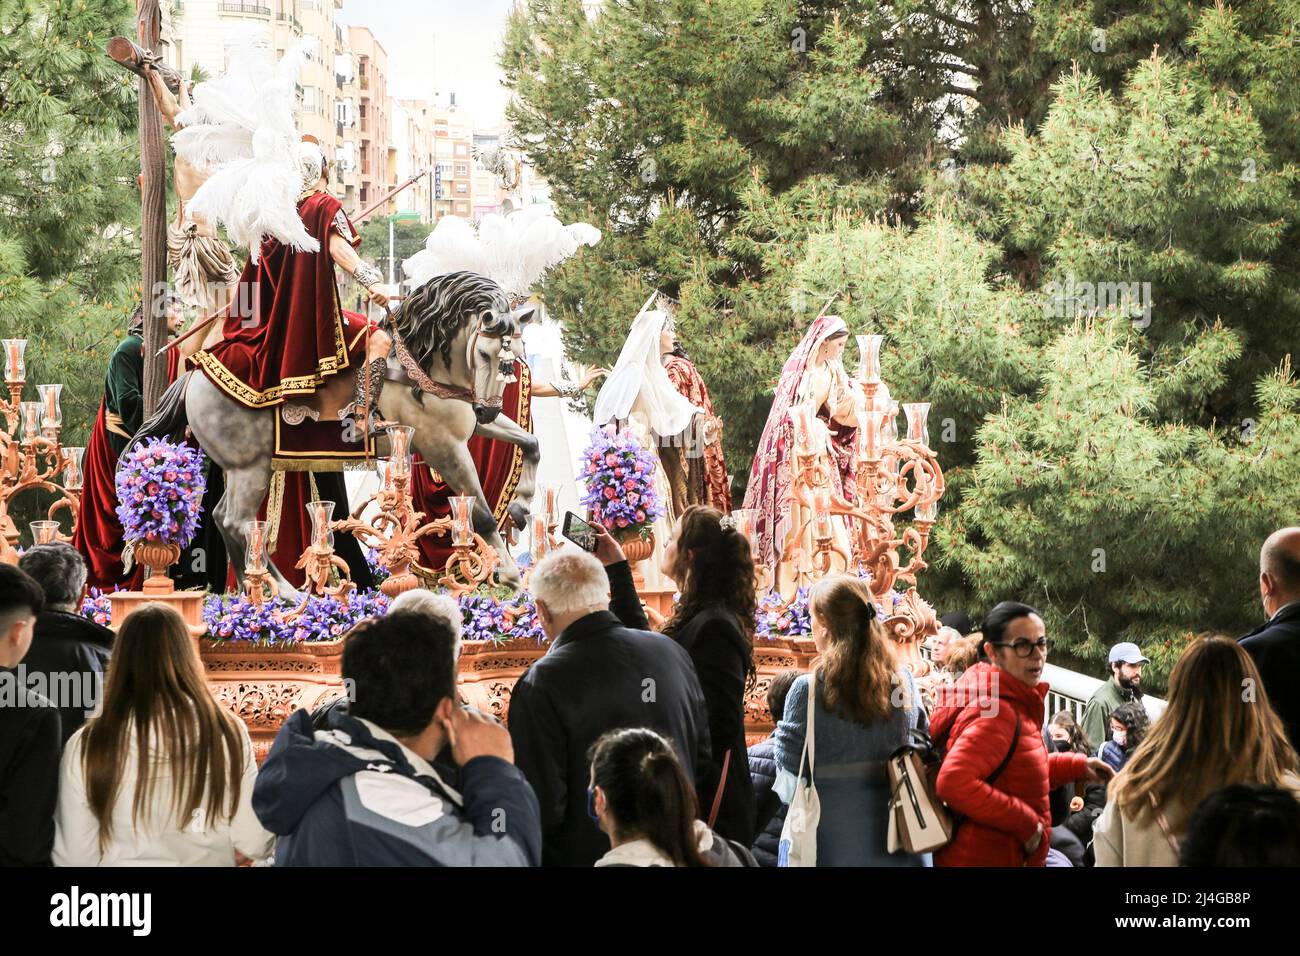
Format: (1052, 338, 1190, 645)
(562, 511, 599, 553)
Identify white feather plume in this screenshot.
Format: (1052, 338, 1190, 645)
(403, 207, 601, 298)
(173, 33, 319, 260)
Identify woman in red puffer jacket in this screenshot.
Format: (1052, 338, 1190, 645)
(930, 602, 1114, 867)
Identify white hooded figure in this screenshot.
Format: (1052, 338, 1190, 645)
(593, 297, 702, 441)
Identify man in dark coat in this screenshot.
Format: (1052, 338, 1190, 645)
(508, 538, 711, 867)
(1241, 527, 1300, 749)
(0, 564, 60, 866)
(18, 543, 114, 744)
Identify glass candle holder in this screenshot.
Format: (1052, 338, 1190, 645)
(306, 500, 336, 550)
(812, 484, 833, 540)
(385, 425, 415, 479)
(856, 334, 883, 384)
(450, 495, 475, 547)
(20, 401, 42, 439)
(2, 339, 26, 382)
(244, 519, 269, 573)
(730, 507, 758, 542)
(375, 456, 394, 492)
(859, 408, 886, 463)
(904, 402, 930, 447)
(543, 484, 559, 526)
(37, 383, 62, 429)
(531, 513, 549, 561)
(30, 520, 60, 545)
(60, 446, 84, 491)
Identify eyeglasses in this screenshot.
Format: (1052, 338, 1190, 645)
(989, 638, 1053, 658)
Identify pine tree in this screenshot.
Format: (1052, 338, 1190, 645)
(0, 0, 142, 441)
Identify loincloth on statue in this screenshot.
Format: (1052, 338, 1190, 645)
(167, 220, 239, 308)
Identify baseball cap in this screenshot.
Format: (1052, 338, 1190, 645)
(1108, 642, 1150, 665)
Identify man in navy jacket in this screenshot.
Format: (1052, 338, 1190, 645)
(1241, 527, 1300, 750)
(253, 610, 541, 866)
(509, 537, 711, 867)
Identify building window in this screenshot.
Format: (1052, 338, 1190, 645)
(454, 144, 468, 157)
(455, 182, 468, 195)
(455, 163, 468, 177)
(456, 202, 469, 215)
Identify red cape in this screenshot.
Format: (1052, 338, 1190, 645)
(190, 190, 359, 408)
(410, 363, 533, 574)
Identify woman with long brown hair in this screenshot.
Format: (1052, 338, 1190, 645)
(53, 604, 271, 866)
(661, 504, 758, 844)
(774, 573, 929, 866)
(1094, 633, 1300, 866)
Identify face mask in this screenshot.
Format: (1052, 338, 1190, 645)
(1112, 730, 1127, 748)
(1052, 739, 1072, 753)
(586, 786, 600, 824)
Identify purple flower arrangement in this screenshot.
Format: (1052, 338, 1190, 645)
(202, 589, 390, 644)
(580, 425, 662, 538)
(755, 587, 812, 640)
(364, 546, 390, 585)
(80, 587, 114, 627)
(753, 581, 901, 640)
(115, 438, 207, 548)
(456, 590, 549, 645)
(203, 593, 292, 643)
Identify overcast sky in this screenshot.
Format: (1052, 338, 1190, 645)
(338, 0, 516, 129)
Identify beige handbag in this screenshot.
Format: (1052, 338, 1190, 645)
(778, 669, 821, 867)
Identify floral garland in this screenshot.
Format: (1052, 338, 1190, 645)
(114, 438, 207, 548)
(202, 590, 391, 644)
(580, 425, 662, 539)
(79, 587, 114, 627)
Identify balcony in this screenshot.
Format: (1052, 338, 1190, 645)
(276, 12, 304, 32)
(218, 2, 272, 17)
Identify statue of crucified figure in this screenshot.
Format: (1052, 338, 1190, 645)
(109, 37, 240, 360)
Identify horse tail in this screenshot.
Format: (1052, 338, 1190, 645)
(129, 371, 193, 447)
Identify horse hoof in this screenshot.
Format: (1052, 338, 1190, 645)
(507, 502, 529, 532)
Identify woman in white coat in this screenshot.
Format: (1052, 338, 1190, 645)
(54, 603, 272, 866)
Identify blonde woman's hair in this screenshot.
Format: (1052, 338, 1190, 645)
(1110, 633, 1298, 830)
(80, 603, 247, 852)
(810, 574, 908, 722)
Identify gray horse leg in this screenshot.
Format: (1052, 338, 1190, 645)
(185, 375, 300, 600)
(411, 435, 522, 592)
(472, 414, 540, 532)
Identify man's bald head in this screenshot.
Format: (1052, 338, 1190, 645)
(1259, 527, 1300, 615)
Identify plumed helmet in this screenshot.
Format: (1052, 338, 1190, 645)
(299, 136, 328, 189)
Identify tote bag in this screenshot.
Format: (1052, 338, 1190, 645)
(778, 669, 821, 867)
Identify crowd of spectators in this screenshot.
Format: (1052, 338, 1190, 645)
(3, 520, 1300, 868)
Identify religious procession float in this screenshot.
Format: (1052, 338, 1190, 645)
(2, 33, 945, 760)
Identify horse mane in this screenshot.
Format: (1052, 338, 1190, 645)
(388, 270, 510, 372)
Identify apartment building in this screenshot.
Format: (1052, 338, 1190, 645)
(348, 25, 394, 214)
(431, 103, 474, 220)
(392, 99, 436, 223)
(164, 1, 369, 212)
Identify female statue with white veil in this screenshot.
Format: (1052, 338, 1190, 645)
(593, 298, 704, 590)
(742, 314, 861, 598)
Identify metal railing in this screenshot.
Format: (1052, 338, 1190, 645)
(919, 645, 1166, 728)
(218, 2, 272, 16)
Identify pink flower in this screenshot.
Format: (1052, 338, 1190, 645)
(622, 478, 637, 491)
(628, 492, 640, 505)
(603, 487, 616, 500)
(635, 510, 646, 522)
(634, 462, 645, 473)
(587, 462, 598, 475)
(164, 470, 177, 481)
(614, 468, 624, 478)
(605, 453, 618, 467)
(615, 517, 629, 528)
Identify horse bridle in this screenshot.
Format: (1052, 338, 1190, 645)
(386, 310, 519, 408)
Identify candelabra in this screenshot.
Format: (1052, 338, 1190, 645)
(437, 493, 501, 597)
(284, 499, 356, 620)
(849, 333, 946, 672)
(331, 426, 449, 598)
(0, 339, 83, 562)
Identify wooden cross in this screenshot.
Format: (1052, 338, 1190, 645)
(105, 2, 169, 418)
